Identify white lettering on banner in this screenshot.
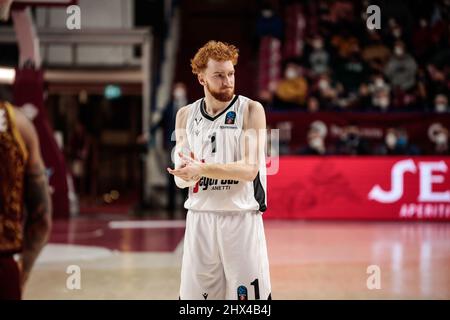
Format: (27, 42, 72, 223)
(368, 159, 416, 203)
(369, 159, 450, 204)
(418, 162, 450, 202)
(399, 203, 450, 219)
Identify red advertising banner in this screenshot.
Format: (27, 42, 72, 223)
(264, 156, 450, 220)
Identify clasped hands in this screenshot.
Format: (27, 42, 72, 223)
(167, 152, 203, 182)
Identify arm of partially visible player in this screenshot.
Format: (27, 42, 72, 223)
(15, 110, 52, 288)
(168, 105, 199, 188)
(169, 101, 266, 182)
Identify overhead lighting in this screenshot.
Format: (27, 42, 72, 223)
(0, 67, 15, 84)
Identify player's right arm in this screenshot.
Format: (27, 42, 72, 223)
(171, 105, 198, 188)
(14, 109, 52, 288)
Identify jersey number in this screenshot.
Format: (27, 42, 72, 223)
(209, 132, 216, 154)
(250, 278, 260, 300)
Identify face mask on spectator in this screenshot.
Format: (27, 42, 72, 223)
(378, 97, 390, 109)
(174, 87, 186, 100)
(285, 68, 298, 80)
(262, 9, 273, 18)
(435, 103, 447, 113)
(319, 79, 329, 90)
(397, 136, 407, 147)
(436, 132, 448, 145)
(374, 78, 385, 88)
(312, 40, 323, 50)
(309, 137, 324, 151)
(393, 28, 402, 39)
(385, 133, 397, 148)
(394, 46, 404, 56)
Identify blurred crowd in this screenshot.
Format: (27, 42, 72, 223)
(257, 0, 450, 113)
(297, 122, 449, 156)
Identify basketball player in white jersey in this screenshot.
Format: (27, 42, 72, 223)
(167, 41, 271, 300)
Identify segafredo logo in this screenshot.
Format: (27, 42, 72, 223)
(368, 159, 450, 203)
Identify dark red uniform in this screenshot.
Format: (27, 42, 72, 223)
(0, 101, 28, 300)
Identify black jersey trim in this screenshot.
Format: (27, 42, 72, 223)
(200, 95, 239, 121)
(253, 171, 267, 212)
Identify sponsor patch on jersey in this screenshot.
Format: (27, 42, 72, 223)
(225, 111, 236, 124)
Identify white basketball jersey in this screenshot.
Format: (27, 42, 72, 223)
(184, 95, 267, 213)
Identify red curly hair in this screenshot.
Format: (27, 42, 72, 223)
(191, 40, 239, 75)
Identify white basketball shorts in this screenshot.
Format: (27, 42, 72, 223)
(179, 210, 272, 300)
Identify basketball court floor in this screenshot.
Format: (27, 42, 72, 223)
(23, 214, 450, 299)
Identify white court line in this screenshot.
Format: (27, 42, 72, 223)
(108, 220, 186, 229)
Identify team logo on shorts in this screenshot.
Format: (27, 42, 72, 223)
(225, 111, 236, 124)
(237, 285, 248, 300)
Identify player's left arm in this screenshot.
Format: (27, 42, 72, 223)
(170, 101, 266, 182)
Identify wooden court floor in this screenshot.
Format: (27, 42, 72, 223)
(23, 216, 450, 299)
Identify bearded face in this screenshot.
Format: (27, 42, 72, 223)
(205, 80, 234, 102)
(201, 59, 235, 102)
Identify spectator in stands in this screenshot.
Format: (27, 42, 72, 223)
(329, 0, 355, 24)
(359, 73, 390, 111)
(429, 123, 449, 155)
(434, 94, 449, 113)
(361, 30, 391, 73)
(429, 3, 449, 47)
(307, 96, 320, 113)
(312, 73, 343, 110)
(426, 63, 449, 104)
(299, 121, 328, 155)
(274, 62, 308, 109)
(358, 82, 372, 111)
(137, 82, 189, 215)
(381, 128, 399, 155)
(277, 121, 293, 155)
(335, 42, 368, 94)
(412, 18, 433, 64)
(384, 18, 405, 49)
(307, 35, 331, 76)
(68, 121, 93, 196)
(258, 0, 449, 156)
(391, 84, 421, 111)
(256, 5, 283, 39)
(379, 127, 421, 155)
(384, 41, 418, 92)
(396, 128, 421, 154)
(331, 26, 359, 60)
(415, 67, 430, 111)
(335, 124, 369, 155)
